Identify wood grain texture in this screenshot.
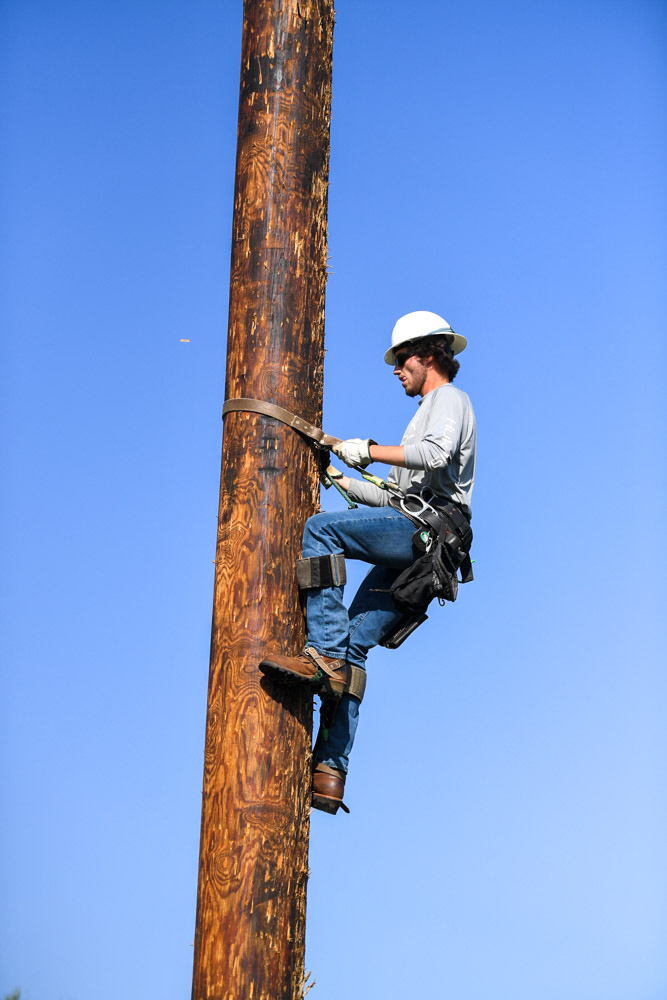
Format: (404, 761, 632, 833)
(191, 2, 334, 998)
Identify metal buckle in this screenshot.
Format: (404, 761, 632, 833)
(398, 492, 438, 522)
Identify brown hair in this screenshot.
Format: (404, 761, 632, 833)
(403, 334, 460, 382)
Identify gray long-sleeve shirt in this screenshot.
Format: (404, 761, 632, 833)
(345, 383, 477, 514)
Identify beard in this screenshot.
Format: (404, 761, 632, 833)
(402, 362, 428, 397)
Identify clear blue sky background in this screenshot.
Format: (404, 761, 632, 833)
(2, 1, 666, 998)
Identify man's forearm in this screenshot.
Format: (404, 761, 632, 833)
(330, 471, 352, 491)
(368, 444, 406, 468)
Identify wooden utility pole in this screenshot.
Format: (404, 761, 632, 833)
(191, 3, 334, 999)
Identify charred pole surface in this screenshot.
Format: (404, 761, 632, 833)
(191, 2, 335, 999)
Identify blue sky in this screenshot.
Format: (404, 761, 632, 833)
(1, 2, 666, 998)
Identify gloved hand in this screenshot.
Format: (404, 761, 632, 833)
(320, 463, 345, 488)
(332, 438, 377, 469)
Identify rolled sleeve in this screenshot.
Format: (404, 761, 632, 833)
(403, 422, 458, 470)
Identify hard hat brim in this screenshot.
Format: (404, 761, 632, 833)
(384, 332, 468, 365)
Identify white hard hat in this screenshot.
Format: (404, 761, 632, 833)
(384, 310, 467, 365)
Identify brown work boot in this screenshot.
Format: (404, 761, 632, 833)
(312, 763, 350, 814)
(259, 646, 349, 698)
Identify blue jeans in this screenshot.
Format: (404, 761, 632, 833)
(302, 505, 417, 774)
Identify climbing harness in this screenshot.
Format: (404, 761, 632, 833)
(390, 489, 474, 592)
(388, 504, 472, 616)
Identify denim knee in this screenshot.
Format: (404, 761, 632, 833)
(302, 511, 336, 555)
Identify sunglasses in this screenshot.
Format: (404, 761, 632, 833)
(393, 348, 416, 368)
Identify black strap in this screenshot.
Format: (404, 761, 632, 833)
(459, 554, 474, 584)
(438, 504, 473, 550)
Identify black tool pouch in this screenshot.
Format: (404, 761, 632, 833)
(389, 505, 472, 615)
(389, 549, 457, 614)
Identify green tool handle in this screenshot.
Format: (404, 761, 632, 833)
(360, 470, 388, 490)
(323, 470, 357, 509)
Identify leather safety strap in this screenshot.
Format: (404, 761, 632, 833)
(297, 554, 347, 590)
(314, 762, 344, 777)
(304, 648, 367, 702)
(304, 646, 344, 681)
(222, 397, 342, 450)
(347, 665, 367, 702)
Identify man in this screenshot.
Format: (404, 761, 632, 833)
(260, 311, 477, 813)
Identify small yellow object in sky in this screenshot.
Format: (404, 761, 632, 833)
(180, 339, 190, 342)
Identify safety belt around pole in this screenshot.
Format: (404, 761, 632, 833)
(222, 397, 359, 507)
(222, 398, 342, 450)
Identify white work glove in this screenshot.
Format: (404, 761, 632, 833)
(332, 438, 376, 469)
(320, 463, 345, 488)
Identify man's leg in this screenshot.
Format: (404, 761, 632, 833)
(261, 506, 415, 674)
(261, 505, 415, 811)
(312, 564, 406, 774)
(347, 564, 407, 667)
(301, 506, 416, 657)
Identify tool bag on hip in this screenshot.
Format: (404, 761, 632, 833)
(389, 504, 473, 615)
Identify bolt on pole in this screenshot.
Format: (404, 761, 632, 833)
(191, 2, 335, 999)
